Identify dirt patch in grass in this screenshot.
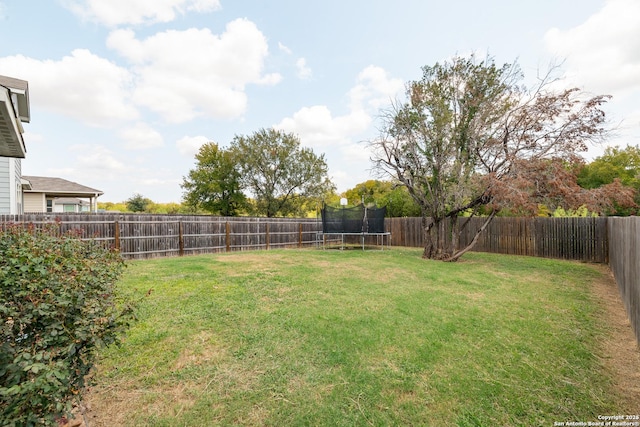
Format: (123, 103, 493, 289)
(84, 380, 202, 426)
(173, 331, 228, 370)
(590, 265, 640, 412)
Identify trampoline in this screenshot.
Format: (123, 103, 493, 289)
(319, 204, 391, 250)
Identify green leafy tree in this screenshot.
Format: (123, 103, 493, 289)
(145, 202, 186, 215)
(97, 201, 128, 212)
(231, 128, 334, 217)
(125, 193, 153, 213)
(578, 145, 640, 188)
(343, 180, 421, 217)
(321, 190, 341, 209)
(577, 145, 640, 215)
(344, 180, 393, 206)
(370, 55, 635, 261)
(380, 186, 422, 217)
(0, 224, 135, 426)
(181, 142, 247, 216)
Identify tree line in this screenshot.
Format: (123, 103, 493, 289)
(103, 143, 639, 220)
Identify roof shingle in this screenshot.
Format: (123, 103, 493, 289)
(22, 176, 103, 196)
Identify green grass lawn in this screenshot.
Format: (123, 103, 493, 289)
(87, 248, 624, 426)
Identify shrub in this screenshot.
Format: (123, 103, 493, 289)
(0, 223, 135, 426)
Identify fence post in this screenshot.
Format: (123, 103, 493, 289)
(114, 220, 120, 252)
(266, 222, 270, 250)
(225, 221, 231, 252)
(298, 223, 303, 248)
(178, 221, 184, 257)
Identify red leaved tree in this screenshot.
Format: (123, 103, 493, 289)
(370, 55, 636, 261)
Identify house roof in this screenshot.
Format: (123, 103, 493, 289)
(0, 95, 25, 157)
(0, 75, 29, 158)
(0, 75, 28, 92)
(0, 75, 30, 124)
(22, 176, 104, 197)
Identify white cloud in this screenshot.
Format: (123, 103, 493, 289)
(255, 73, 283, 86)
(62, 0, 221, 27)
(544, 0, 640, 97)
(543, 0, 640, 160)
(296, 58, 312, 80)
(275, 42, 311, 80)
(326, 142, 374, 193)
(186, 0, 221, 13)
(348, 65, 404, 111)
(0, 50, 138, 127)
(339, 141, 371, 165)
(276, 105, 371, 150)
(107, 19, 281, 123)
(45, 167, 76, 177)
(23, 132, 44, 143)
(276, 104, 372, 191)
(68, 144, 126, 171)
(48, 144, 127, 192)
(119, 122, 164, 150)
(273, 65, 403, 191)
(276, 65, 402, 151)
(176, 135, 209, 157)
(278, 42, 292, 55)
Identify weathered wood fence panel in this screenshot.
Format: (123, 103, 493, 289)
(472, 217, 608, 263)
(0, 214, 323, 259)
(607, 217, 640, 345)
(0, 214, 610, 262)
(385, 216, 609, 263)
(387, 217, 423, 248)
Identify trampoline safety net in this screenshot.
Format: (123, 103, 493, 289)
(321, 204, 387, 234)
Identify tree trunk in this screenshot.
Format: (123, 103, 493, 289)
(421, 211, 497, 261)
(421, 216, 450, 260)
(421, 216, 436, 259)
(445, 210, 497, 262)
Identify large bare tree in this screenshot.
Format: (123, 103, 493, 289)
(370, 56, 635, 261)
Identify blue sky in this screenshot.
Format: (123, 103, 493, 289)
(1, 0, 638, 203)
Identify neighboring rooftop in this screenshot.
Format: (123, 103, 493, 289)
(22, 176, 103, 197)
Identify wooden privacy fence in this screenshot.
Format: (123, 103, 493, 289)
(386, 216, 609, 263)
(0, 214, 323, 259)
(607, 217, 640, 345)
(0, 213, 613, 262)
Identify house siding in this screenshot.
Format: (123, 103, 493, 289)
(0, 157, 23, 214)
(0, 157, 10, 214)
(24, 192, 45, 213)
(13, 157, 22, 214)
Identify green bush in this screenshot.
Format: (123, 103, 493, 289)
(0, 224, 135, 426)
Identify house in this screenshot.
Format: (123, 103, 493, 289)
(1, 75, 102, 215)
(0, 75, 30, 214)
(22, 176, 103, 213)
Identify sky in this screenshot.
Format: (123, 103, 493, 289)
(1, 0, 638, 203)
